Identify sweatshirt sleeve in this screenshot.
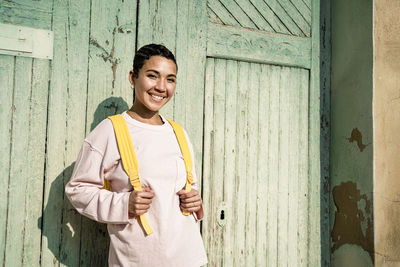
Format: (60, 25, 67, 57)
(65, 121, 132, 224)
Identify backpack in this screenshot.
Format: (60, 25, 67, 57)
(104, 114, 194, 235)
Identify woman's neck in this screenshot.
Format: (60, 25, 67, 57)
(127, 105, 164, 125)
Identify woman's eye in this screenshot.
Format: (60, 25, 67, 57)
(147, 74, 156, 79)
(167, 78, 176, 83)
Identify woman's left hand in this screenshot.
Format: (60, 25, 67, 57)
(177, 189, 204, 220)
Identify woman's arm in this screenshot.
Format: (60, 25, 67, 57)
(65, 141, 134, 224)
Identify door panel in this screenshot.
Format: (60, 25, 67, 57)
(202, 58, 310, 266)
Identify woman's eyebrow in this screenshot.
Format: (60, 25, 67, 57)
(145, 69, 176, 78)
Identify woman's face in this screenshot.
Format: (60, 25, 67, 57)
(130, 56, 177, 114)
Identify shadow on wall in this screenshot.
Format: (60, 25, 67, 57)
(39, 97, 129, 266)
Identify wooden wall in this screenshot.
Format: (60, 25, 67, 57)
(0, 0, 328, 266)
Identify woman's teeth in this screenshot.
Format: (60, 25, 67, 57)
(151, 94, 163, 101)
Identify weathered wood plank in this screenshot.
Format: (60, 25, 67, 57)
(276, 0, 310, 36)
(22, 59, 50, 267)
(0, 55, 15, 266)
(266, 65, 280, 267)
(57, 0, 91, 265)
(222, 59, 238, 267)
(0, 0, 52, 29)
(207, 0, 240, 27)
(4, 56, 32, 267)
(181, 0, 207, 186)
(234, 61, 249, 267)
(255, 64, 271, 266)
(207, 23, 311, 69)
(201, 58, 214, 265)
(277, 67, 290, 267)
(245, 62, 260, 266)
(249, 0, 291, 35)
(210, 58, 226, 266)
(263, 0, 304, 36)
(298, 68, 309, 267)
(308, 0, 321, 265)
(41, 0, 69, 264)
(287, 68, 300, 267)
(218, 0, 257, 29)
(234, 0, 274, 32)
(173, 0, 190, 126)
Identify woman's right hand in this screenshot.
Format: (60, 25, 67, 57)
(128, 187, 154, 218)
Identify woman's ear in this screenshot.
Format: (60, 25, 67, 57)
(129, 70, 135, 86)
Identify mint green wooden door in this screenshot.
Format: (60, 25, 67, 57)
(200, 1, 323, 266)
(0, 0, 326, 266)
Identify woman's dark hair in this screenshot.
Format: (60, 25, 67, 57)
(132, 44, 177, 77)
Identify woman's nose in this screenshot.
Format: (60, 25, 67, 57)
(155, 79, 166, 91)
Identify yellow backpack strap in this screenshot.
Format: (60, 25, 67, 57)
(108, 114, 153, 235)
(166, 119, 194, 216)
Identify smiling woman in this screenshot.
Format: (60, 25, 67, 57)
(65, 44, 208, 267)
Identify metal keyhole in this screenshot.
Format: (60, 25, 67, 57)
(217, 202, 227, 227)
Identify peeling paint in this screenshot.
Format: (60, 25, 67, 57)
(331, 182, 374, 262)
(347, 128, 367, 152)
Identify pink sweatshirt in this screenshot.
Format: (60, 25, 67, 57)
(65, 112, 208, 267)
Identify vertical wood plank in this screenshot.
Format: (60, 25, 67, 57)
(222, 59, 238, 267)
(266, 65, 280, 267)
(202, 58, 214, 265)
(212, 58, 226, 266)
(181, 0, 207, 185)
(4, 57, 32, 267)
(22, 59, 50, 267)
(277, 67, 290, 267)
(255, 64, 271, 266)
(245, 62, 260, 266)
(298, 68, 309, 267)
(233, 61, 249, 267)
(59, 0, 91, 265)
(0, 55, 14, 266)
(41, 0, 70, 264)
(287, 68, 300, 266)
(173, 0, 189, 125)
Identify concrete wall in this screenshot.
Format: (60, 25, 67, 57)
(330, 0, 374, 266)
(374, 1, 400, 265)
